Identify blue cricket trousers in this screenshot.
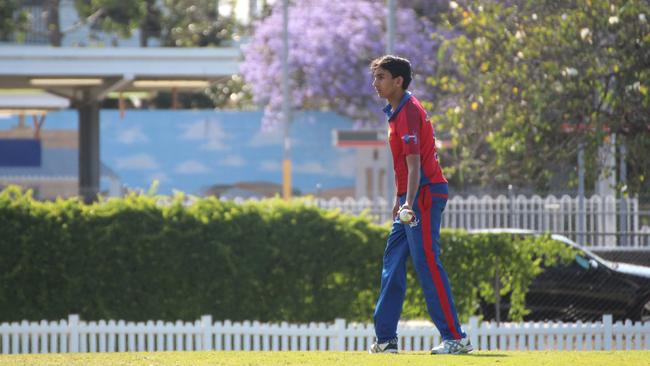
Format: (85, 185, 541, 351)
(373, 183, 465, 342)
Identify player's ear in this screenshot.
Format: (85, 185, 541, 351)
(394, 75, 404, 89)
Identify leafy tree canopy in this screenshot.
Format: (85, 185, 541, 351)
(432, 0, 649, 194)
(0, 0, 28, 42)
(160, 0, 240, 47)
(74, 0, 146, 39)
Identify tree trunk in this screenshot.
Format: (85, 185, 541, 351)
(139, 0, 161, 47)
(45, 0, 62, 46)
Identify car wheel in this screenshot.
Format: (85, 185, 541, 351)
(641, 297, 650, 323)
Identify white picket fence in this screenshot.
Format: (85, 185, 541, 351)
(1, 315, 648, 354)
(306, 195, 650, 248)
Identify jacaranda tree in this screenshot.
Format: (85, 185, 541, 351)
(240, 0, 439, 129)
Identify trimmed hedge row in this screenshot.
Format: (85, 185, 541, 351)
(0, 186, 574, 322)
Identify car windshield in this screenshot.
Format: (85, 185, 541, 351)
(549, 234, 611, 265)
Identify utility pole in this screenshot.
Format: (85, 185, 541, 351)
(249, 0, 257, 21)
(281, 0, 292, 200)
(385, 0, 396, 205)
(387, 0, 396, 54)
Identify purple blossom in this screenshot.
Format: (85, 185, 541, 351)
(240, 0, 439, 130)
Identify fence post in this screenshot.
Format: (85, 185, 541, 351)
(494, 256, 501, 324)
(469, 317, 479, 350)
(201, 315, 213, 351)
(603, 314, 613, 351)
(68, 314, 80, 353)
(334, 319, 346, 351)
(508, 185, 515, 227)
(577, 144, 585, 245)
(618, 142, 627, 246)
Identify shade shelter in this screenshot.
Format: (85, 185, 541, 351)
(0, 90, 70, 115)
(0, 46, 240, 202)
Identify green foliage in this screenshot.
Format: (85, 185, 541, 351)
(0, 186, 574, 322)
(0, 0, 28, 42)
(0, 186, 383, 322)
(402, 230, 575, 322)
(72, 0, 241, 48)
(432, 0, 650, 194)
(75, 0, 146, 39)
(160, 0, 241, 47)
(206, 75, 255, 110)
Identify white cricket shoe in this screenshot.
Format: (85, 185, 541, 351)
(430, 337, 473, 354)
(368, 338, 398, 354)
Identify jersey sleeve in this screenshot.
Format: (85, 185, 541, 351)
(400, 103, 423, 155)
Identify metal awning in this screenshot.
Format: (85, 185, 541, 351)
(0, 46, 242, 202)
(0, 46, 240, 97)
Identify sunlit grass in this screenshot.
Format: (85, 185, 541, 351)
(0, 350, 649, 366)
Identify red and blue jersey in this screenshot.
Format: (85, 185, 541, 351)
(384, 92, 447, 196)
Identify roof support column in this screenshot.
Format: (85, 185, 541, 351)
(78, 91, 100, 203)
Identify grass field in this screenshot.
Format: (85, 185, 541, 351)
(0, 351, 648, 366)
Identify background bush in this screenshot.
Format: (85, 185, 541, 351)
(0, 186, 574, 322)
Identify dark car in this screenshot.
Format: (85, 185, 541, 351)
(470, 229, 650, 322)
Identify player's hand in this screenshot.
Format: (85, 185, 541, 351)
(392, 199, 400, 220)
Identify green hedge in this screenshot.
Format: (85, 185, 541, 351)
(0, 186, 575, 322)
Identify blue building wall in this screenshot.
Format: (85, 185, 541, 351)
(1, 110, 356, 195)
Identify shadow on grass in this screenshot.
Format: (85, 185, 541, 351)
(462, 353, 509, 357)
(405, 352, 509, 357)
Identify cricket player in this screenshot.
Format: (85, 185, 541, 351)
(368, 55, 472, 355)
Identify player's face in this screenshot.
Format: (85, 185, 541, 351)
(372, 68, 402, 99)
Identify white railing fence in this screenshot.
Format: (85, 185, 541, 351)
(1, 315, 648, 354)
(303, 195, 649, 248)
(443, 194, 646, 248)
(314, 196, 391, 223)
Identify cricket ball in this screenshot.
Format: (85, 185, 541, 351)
(399, 209, 414, 223)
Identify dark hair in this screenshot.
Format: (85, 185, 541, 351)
(370, 55, 413, 90)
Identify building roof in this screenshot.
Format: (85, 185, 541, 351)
(202, 181, 285, 199)
(219, 187, 263, 200)
(0, 148, 118, 180)
(316, 186, 355, 199)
